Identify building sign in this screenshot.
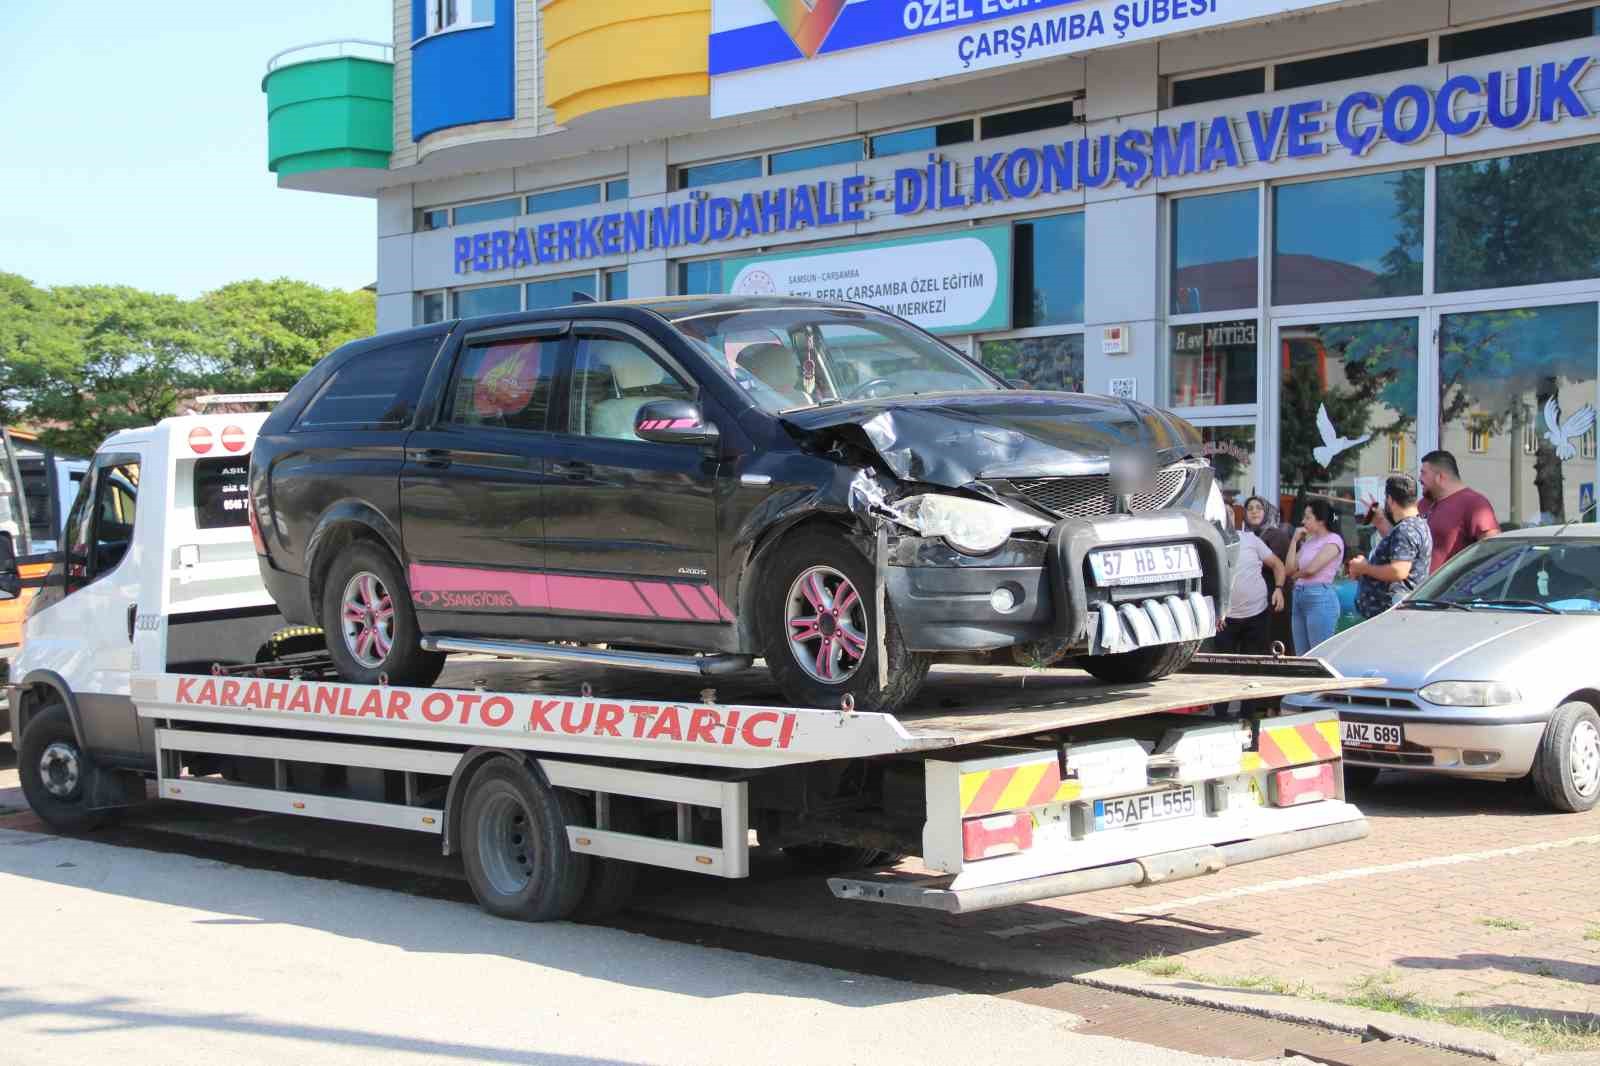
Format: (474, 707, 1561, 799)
(725, 227, 1012, 333)
(709, 0, 1367, 117)
(449, 52, 1596, 277)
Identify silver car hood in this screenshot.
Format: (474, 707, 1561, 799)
(1313, 608, 1597, 691)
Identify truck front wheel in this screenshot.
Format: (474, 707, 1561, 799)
(460, 761, 591, 922)
(18, 703, 106, 833)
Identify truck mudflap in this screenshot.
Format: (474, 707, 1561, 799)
(830, 709, 1364, 913)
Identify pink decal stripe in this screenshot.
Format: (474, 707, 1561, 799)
(672, 583, 718, 621)
(637, 581, 694, 620)
(410, 562, 727, 623)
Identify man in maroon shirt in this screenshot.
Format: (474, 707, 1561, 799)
(1419, 450, 1500, 573)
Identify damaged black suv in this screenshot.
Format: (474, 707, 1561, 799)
(250, 296, 1236, 713)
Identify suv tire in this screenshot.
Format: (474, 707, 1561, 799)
(1079, 639, 1201, 685)
(18, 703, 106, 833)
(759, 528, 930, 715)
(320, 541, 445, 687)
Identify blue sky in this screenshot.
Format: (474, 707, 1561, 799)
(0, 2, 389, 298)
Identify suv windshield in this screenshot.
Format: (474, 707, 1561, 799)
(667, 306, 1001, 413)
(1406, 539, 1600, 614)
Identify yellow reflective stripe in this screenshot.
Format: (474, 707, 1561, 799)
(1053, 780, 1084, 803)
(1317, 719, 1342, 755)
(1241, 752, 1264, 773)
(994, 761, 1051, 813)
(1266, 725, 1317, 766)
(959, 772, 988, 814)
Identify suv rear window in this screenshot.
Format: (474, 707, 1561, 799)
(296, 337, 438, 431)
(193, 456, 251, 529)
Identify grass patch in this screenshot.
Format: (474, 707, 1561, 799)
(1130, 954, 1186, 977)
(1476, 917, 1530, 931)
(1344, 972, 1600, 1053)
(1584, 924, 1600, 943)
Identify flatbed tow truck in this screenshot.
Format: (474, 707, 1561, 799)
(8, 413, 1375, 921)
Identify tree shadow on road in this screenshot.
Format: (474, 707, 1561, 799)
(1394, 951, 1600, 988)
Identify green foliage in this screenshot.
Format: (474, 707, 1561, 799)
(0, 274, 374, 456)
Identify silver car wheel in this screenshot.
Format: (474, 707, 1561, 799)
(785, 565, 868, 684)
(340, 571, 395, 669)
(1568, 719, 1600, 797)
(39, 741, 82, 799)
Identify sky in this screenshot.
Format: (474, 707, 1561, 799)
(0, 2, 390, 298)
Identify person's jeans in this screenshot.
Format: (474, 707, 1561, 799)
(1292, 583, 1340, 654)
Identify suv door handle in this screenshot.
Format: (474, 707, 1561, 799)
(127, 603, 137, 643)
(551, 460, 591, 482)
(416, 448, 452, 469)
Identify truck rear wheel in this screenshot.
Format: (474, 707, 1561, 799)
(18, 703, 106, 833)
(461, 761, 591, 922)
(320, 542, 445, 687)
(1080, 639, 1201, 685)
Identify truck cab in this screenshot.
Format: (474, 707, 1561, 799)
(7, 414, 288, 822)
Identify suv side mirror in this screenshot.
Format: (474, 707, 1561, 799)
(634, 399, 720, 447)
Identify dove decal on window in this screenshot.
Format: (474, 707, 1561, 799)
(1312, 403, 1370, 469)
(1543, 397, 1596, 461)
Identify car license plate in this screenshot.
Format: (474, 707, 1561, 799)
(1093, 786, 1199, 831)
(1089, 543, 1202, 586)
(1341, 720, 1403, 748)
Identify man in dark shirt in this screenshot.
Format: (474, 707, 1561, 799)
(1418, 450, 1499, 573)
(1350, 475, 1433, 619)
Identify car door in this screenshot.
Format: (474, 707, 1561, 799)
(400, 323, 564, 640)
(541, 323, 726, 651)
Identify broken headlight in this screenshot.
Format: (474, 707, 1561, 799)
(891, 494, 1052, 555)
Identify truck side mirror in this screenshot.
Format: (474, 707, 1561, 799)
(634, 399, 720, 448)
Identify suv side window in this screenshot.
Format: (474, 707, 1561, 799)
(296, 337, 438, 431)
(568, 334, 693, 441)
(444, 337, 558, 432)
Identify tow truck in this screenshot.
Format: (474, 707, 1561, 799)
(6, 413, 1376, 919)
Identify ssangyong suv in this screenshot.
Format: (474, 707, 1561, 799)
(249, 297, 1237, 713)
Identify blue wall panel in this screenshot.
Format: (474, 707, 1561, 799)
(411, 0, 515, 140)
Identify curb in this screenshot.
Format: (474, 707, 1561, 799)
(1074, 967, 1541, 1065)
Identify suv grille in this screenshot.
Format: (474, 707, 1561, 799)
(1010, 464, 1193, 519)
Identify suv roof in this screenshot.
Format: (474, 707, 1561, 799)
(432, 294, 886, 331)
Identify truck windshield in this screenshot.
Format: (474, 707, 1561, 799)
(1406, 539, 1600, 614)
(667, 306, 1001, 413)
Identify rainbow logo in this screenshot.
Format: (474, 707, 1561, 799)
(762, 0, 846, 58)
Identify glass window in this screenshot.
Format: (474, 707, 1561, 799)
(981, 101, 1075, 140)
(677, 157, 762, 190)
(419, 292, 446, 324)
(527, 184, 602, 215)
(1273, 40, 1427, 92)
(869, 120, 974, 158)
(1170, 68, 1264, 108)
(1014, 213, 1085, 328)
(678, 259, 724, 295)
(1437, 143, 1600, 293)
(418, 208, 449, 231)
(979, 334, 1084, 392)
(605, 178, 629, 201)
(297, 338, 439, 431)
(446, 338, 557, 433)
(525, 274, 595, 311)
(1439, 302, 1598, 529)
(1172, 190, 1258, 314)
(428, 0, 492, 34)
(1273, 171, 1423, 305)
(568, 335, 693, 441)
(604, 268, 628, 301)
(1170, 320, 1258, 408)
(1440, 7, 1600, 62)
(453, 198, 520, 226)
(770, 139, 865, 175)
(453, 284, 521, 319)
(1413, 538, 1600, 614)
(193, 457, 251, 530)
(1278, 318, 1419, 562)
(1200, 425, 1260, 515)
(91, 460, 139, 578)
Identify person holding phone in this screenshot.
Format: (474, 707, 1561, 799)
(1349, 475, 1432, 620)
(1285, 500, 1344, 654)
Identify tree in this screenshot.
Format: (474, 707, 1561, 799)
(0, 273, 77, 419)
(200, 279, 375, 392)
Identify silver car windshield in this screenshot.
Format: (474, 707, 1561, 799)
(668, 306, 1000, 413)
(1408, 540, 1600, 614)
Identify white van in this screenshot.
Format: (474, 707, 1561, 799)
(6, 414, 296, 822)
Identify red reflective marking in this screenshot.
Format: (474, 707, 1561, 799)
(1299, 724, 1336, 761)
(1257, 730, 1290, 768)
(961, 813, 1033, 861)
(188, 426, 213, 454)
(968, 767, 1016, 815)
(1024, 762, 1063, 808)
(221, 425, 246, 452)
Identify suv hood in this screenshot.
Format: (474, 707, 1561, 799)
(779, 391, 1199, 487)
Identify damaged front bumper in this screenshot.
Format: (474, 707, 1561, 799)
(886, 510, 1236, 657)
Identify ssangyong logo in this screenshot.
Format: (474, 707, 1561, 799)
(764, 0, 845, 58)
(413, 589, 517, 610)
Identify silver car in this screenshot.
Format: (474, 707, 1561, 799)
(1283, 525, 1600, 812)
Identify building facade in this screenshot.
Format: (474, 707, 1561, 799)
(266, 0, 1600, 564)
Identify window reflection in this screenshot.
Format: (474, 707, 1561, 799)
(1439, 302, 1598, 528)
(1172, 190, 1258, 314)
(1014, 213, 1085, 327)
(979, 334, 1084, 392)
(1170, 320, 1257, 407)
(1273, 171, 1423, 305)
(1200, 425, 1259, 512)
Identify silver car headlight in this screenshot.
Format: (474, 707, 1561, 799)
(1418, 681, 1522, 707)
(892, 494, 1051, 555)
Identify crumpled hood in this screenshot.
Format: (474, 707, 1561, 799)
(779, 390, 1199, 486)
(1312, 608, 1596, 692)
